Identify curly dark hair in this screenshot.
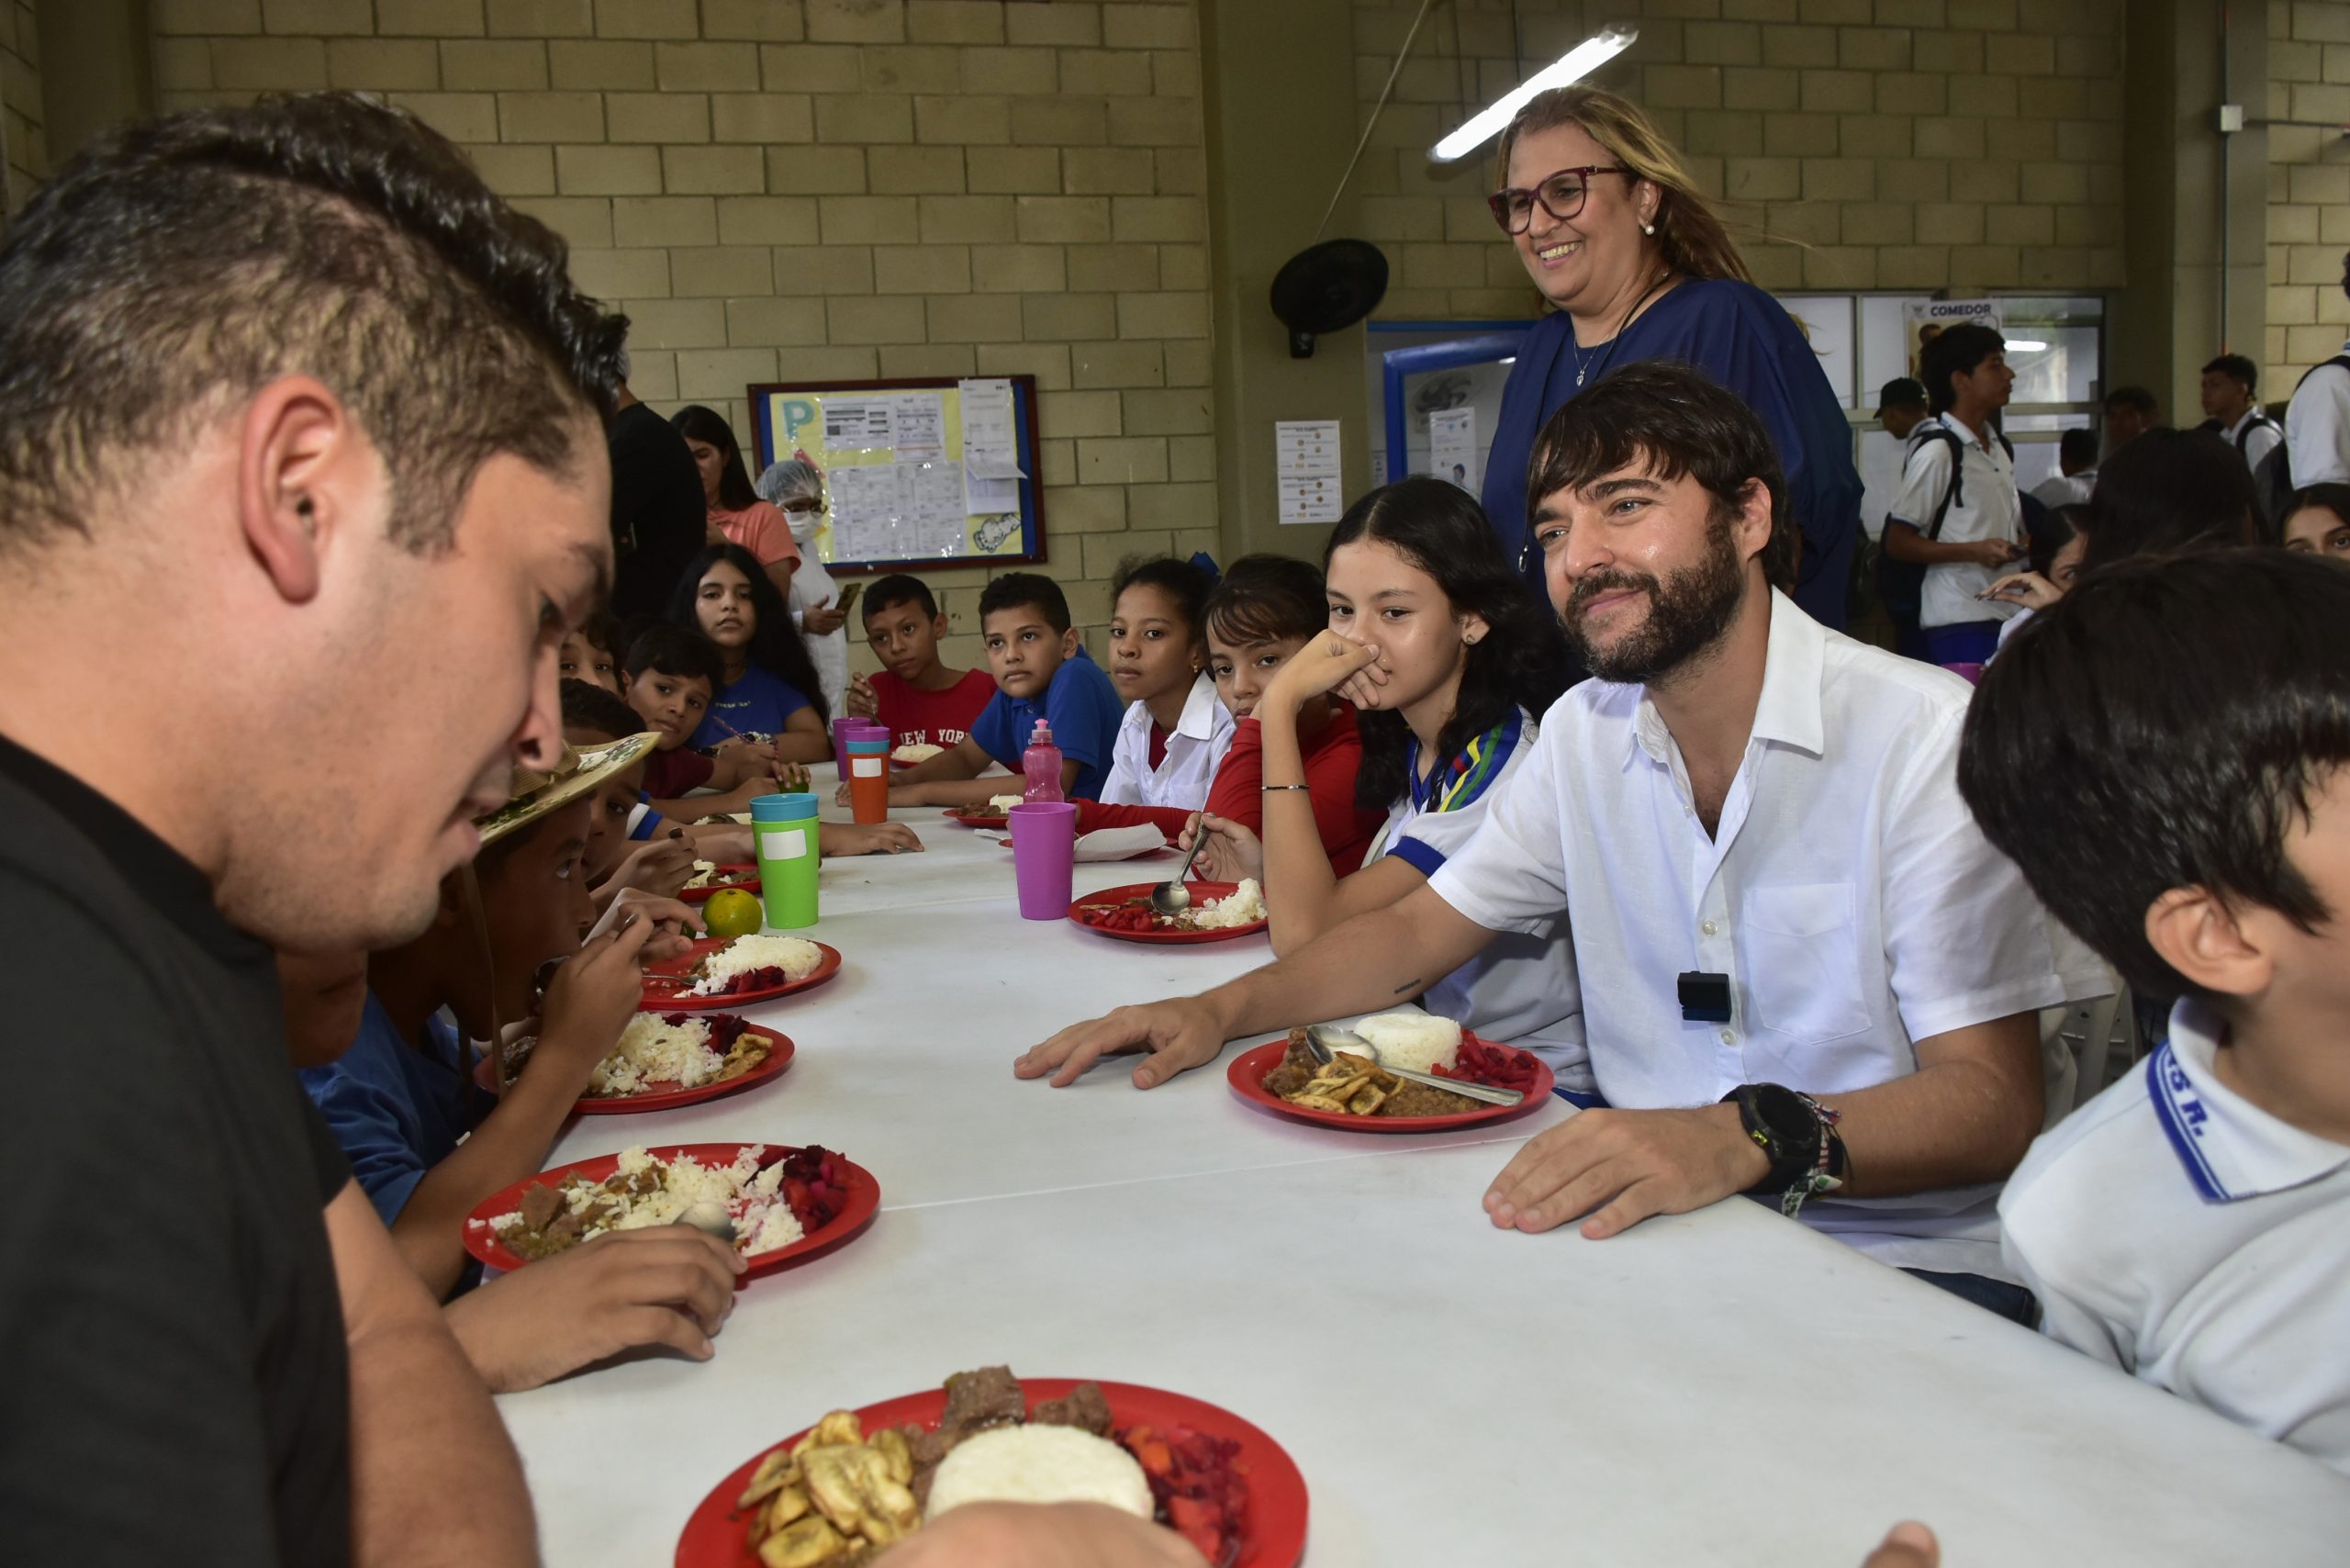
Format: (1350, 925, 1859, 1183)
(668, 542, 833, 726)
(1326, 477, 1572, 810)
(0, 91, 625, 554)
(669, 404, 758, 511)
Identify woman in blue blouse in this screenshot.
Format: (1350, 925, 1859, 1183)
(1481, 87, 1860, 630)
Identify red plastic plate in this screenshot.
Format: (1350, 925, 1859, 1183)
(640, 937, 843, 1012)
(1225, 1033, 1554, 1133)
(678, 865, 761, 904)
(673, 1378, 1307, 1568)
(943, 806, 1009, 828)
(470, 1015, 794, 1115)
(1069, 880, 1270, 944)
(464, 1141, 878, 1280)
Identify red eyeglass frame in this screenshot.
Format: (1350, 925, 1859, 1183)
(1487, 164, 1631, 234)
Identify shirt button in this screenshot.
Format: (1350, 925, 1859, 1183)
(1700, 920, 1718, 936)
(1719, 1029, 1735, 1045)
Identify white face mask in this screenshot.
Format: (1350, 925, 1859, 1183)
(781, 500, 822, 544)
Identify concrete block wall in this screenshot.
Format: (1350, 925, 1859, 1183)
(0, 0, 43, 213)
(2267, 0, 2350, 390)
(147, 0, 1216, 671)
(1350, 0, 2128, 319)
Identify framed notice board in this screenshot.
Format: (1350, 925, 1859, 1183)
(745, 375, 1046, 576)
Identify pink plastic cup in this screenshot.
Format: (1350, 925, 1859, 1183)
(1009, 801, 1077, 921)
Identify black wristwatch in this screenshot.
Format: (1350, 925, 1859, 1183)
(1722, 1082, 1848, 1216)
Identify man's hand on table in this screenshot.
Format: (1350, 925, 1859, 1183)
(443, 1226, 744, 1393)
(1861, 1522, 1939, 1567)
(873, 1502, 1206, 1567)
(1483, 1103, 1771, 1238)
(1016, 998, 1232, 1089)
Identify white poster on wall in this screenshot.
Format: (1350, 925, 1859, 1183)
(1275, 420, 1343, 524)
(1429, 407, 1477, 490)
(1900, 298, 2005, 378)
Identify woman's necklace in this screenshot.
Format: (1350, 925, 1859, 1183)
(1570, 266, 1679, 388)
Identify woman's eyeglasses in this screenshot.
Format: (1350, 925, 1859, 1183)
(1487, 165, 1629, 235)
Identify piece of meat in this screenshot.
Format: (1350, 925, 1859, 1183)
(1030, 1381, 1113, 1437)
(1382, 1079, 1481, 1117)
(938, 1366, 1024, 1438)
(1259, 1029, 1317, 1097)
(516, 1182, 563, 1232)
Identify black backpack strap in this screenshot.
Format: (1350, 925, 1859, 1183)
(2293, 353, 2350, 391)
(2236, 412, 2283, 451)
(1897, 423, 1968, 542)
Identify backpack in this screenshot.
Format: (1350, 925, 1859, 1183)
(2253, 354, 2350, 530)
(1876, 421, 2009, 639)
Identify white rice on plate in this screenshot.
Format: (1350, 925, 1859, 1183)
(587, 1014, 724, 1097)
(892, 742, 945, 764)
(1353, 1011, 1461, 1075)
(488, 1144, 807, 1256)
(923, 1426, 1154, 1523)
(688, 934, 826, 996)
(1188, 878, 1267, 930)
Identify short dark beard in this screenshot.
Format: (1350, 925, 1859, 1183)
(1561, 510, 1745, 684)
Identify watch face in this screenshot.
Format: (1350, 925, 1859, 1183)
(1751, 1084, 1815, 1142)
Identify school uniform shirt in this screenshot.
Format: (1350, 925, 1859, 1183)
(2001, 997, 2350, 1475)
(1099, 674, 1235, 812)
(871, 667, 997, 750)
(1887, 412, 2024, 630)
(968, 646, 1125, 801)
(1362, 708, 1591, 1090)
(1076, 707, 1388, 867)
(2223, 406, 2284, 473)
(643, 745, 716, 799)
(689, 663, 811, 751)
(1427, 591, 2105, 1278)
(711, 500, 803, 572)
(2029, 470, 2094, 510)
(2288, 339, 2350, 487)
(299, 992, 471, 1230)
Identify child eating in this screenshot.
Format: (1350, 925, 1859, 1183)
(878, 573, 1124, 806)
(846, 573, 996, 749)
(621, 623, 791, 818)
(299, 740, 702, 1299)
(276, 947, 743, 1392)
(1093, 556, 1233, 814)
(670, 542, 833, 761)
(1960, 549, 2350, 1475)
(1184, 479, 1590, 1087)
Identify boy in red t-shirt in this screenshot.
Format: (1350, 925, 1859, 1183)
(845, 574, 996, 751)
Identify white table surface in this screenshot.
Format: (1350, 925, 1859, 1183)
(502, 777, 2350, 1564)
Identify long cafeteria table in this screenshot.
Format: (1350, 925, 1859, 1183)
(498, 774, 2350, 1565)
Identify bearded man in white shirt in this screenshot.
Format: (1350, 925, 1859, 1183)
(1021, 360, 2098, 1318)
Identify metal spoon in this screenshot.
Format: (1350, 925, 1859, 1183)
(1148, 815, 1214, 915)
(678, 1199, 738, 1245)
(1305, 1024, 1526, 1108)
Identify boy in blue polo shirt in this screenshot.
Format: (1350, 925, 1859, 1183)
(878, 573, 1124, 805)
(1959, 549, 2350, 1476)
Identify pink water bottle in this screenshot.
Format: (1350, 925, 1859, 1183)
(1023, 719, 1064, 803)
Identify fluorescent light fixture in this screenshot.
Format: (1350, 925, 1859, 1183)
(1431, 24, 1639, 162)
(2005, 338, 2048, 352)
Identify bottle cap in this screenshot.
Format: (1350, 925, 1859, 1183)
(1031, 720, 1054, 744)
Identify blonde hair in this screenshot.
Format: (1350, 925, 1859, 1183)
(1496, 86, 1751, 285)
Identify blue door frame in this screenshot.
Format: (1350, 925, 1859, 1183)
(1374, 322, 1533, 484)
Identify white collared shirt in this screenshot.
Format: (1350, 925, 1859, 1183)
(2002, 998, 2350, 1475)
(1427, 591, 2104, 1276)
(2224, 406, 2284, 473)
(2288, 339, 2350, 487)
(1887, 411, 2023, 630)
(1359, 708, 1590, 1089)
(1097, 674, 1233, 812)
(2030, 470, 2094, 510)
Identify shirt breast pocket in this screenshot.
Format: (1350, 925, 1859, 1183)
(1740, 883, 1872, 1043)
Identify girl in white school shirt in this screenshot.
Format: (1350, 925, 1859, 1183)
(1185, 477, 1594, 1089)
(1095, 556, 1235, 813)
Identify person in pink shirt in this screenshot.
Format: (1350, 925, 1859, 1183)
(671, 403, 799, 600)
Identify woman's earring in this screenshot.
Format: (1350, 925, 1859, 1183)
(1641, 219, 1656, 236)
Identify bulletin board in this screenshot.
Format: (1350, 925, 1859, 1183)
(744, 375, 1046, 576)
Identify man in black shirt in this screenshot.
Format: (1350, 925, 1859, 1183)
(608, 373, 712, 622)
(0, 95, 627, 1566)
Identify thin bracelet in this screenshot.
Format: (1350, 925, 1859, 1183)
(1261, 783, 1313, 791)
